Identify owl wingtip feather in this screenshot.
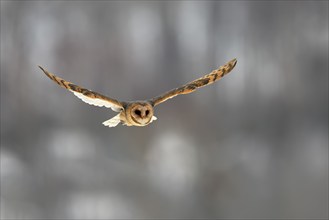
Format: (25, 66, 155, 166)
(231, 58, 237, 66)
(38, 65, 53, 79)
(37, 65, 44, 71)
(38, 65, 49, 75)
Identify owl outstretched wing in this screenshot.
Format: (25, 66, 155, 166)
(149, 58, 237, 106)
(38, 66, 124, 112)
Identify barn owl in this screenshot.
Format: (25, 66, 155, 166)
(39, 58, 237, 127)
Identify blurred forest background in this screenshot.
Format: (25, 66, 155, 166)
(1, 1, 328, 219)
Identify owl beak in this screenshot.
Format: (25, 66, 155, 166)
(141, 107, 150, 118)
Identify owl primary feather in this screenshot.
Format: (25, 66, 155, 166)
(39, 58, 237, 127)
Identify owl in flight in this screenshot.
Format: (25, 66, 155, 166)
(39, 58, 237, 127)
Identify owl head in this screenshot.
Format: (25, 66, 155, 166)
(125, 102, 154, 126)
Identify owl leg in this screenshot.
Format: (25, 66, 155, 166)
(102, 113, 121, 127)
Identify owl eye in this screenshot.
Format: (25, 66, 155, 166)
(145, 110, 150, 116)
(134, 109, 141, 116)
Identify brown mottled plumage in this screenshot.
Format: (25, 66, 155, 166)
(39, 58, 237, 127)
(150, 58, 237, 106)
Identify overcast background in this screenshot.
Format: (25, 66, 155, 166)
(1, 1, 328, 219)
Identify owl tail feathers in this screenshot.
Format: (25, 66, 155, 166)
(102, 114, 121, 127)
